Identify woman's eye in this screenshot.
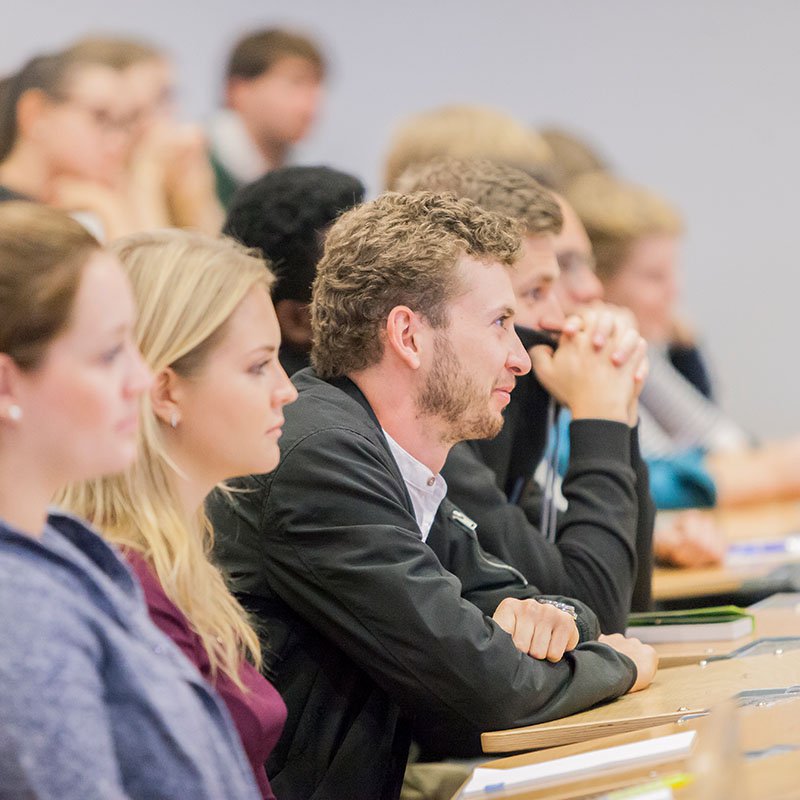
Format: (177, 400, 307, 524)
(250, 360, 272, 375)
(100, 344, 124, 364)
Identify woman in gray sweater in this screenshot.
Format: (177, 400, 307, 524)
(0, 202, 260, 800)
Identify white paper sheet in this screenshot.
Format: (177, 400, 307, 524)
(460, 730, 696, 797)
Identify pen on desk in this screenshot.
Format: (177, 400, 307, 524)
(726, 535, 800, 559)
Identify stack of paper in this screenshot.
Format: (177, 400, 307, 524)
(460, 731, 696, 797)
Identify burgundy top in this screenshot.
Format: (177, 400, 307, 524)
(125, 551, 286, 800)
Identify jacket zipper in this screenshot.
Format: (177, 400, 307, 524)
(450, 508, 529, 588)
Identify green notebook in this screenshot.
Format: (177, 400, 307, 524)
(626, 606, 755, 643)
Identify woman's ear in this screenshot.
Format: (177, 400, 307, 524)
(149, 366, 183, 428)
(0, 354, 22, 422)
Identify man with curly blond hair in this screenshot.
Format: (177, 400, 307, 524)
(210, 191, 656, 800)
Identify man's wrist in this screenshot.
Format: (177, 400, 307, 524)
(537, 598, 578, 620)
(571, 403, 630, 424)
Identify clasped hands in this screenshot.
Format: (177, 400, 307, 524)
(530, 304, 648, 427)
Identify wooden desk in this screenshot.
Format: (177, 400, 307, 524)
(481, 649, 800, 753)
(457, 697, 800, 799)
(653, 500, 800, 602)
(654, 600, 800, 667)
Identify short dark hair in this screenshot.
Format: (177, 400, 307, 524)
(226, 28, 325, 82)
(223, 166, 365, 305)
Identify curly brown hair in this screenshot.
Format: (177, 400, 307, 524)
(396, 157, 563, 237)
(311, 191, 522, 379)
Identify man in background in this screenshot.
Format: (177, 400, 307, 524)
(209, 28, 325, 206)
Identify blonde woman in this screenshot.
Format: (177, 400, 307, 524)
(60, 230, 297, 800)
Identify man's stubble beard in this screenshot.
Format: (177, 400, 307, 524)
(416, 332, 504, 446)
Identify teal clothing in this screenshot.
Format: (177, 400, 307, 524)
(552, 410, 717, 510)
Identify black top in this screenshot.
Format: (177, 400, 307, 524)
(208, 368, 637, 800)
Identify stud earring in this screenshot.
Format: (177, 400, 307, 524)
(7, 404, 22, 422)
(170, 410, 179, 429)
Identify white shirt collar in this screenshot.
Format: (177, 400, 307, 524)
(382, 430, 447, 542)
(207, 109, 272, 184)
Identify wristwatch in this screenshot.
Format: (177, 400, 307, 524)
(538, 599, 578, 620)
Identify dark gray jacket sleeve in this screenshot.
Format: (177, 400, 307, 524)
(630, 422, 655, 612)
(222, 426, 636, 739)
(446, 419, 639, 633)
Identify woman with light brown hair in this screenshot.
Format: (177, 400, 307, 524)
(59, 229, 296, 799)
(0, 202, 261, 799)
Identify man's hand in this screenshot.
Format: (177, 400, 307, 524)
(654, 510, 726, 568)
(598, 633, 658, 692)
(492, 598, 580, 662)
(531, 309, 647, 424)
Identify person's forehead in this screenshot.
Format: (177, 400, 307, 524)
(66, 64, 123, 100)
(450, 254, 516, 312)
(514, 234, 558, 280)
(555, 200, 591, 255)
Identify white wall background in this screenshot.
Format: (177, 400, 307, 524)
(3, 1, 798, 439)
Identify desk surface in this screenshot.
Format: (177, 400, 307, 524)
(459, 695, 800, 799)
(653, 500, 800, 601)
(481, 648, 800, 753)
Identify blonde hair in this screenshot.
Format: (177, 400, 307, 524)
(565, 172, 682, 281)
(539, 127, 608, 190)
(58, 229, 273, 686)
(383, 105, 553, 190)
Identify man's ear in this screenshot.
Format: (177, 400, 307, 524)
(385, 306, 427, 370)
(226, 77, 251, 112)
(16, 88, 50, 142)
(275, 299, 312, 348)
(150, 366, 184, 428)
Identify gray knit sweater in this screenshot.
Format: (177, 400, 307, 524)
(0, 510, 260, 800)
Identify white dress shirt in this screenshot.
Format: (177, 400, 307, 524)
(382, 431, 447, 542)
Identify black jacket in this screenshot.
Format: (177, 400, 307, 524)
(209, 369, 637, 800)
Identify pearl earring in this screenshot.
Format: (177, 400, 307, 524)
(7, 404, 22, 422)
(170, 410, 179, 429)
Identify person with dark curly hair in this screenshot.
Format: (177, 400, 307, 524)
(223, 165, 365, 375)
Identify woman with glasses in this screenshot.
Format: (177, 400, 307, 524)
(0, 202, 261, 799)
(0, 49, 144, 238)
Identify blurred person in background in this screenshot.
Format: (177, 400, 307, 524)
(66, 36, 224, 234)
(383, 104, 555, 191)
(0, 48, 136, 237)
(209, 28, 325, 207)
(568, 171, 800, 510)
